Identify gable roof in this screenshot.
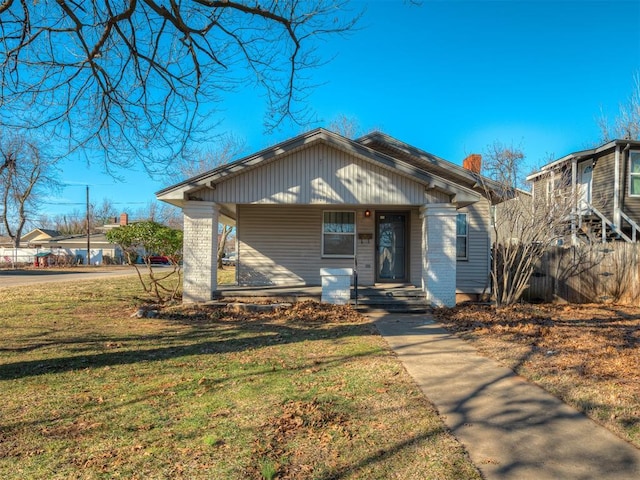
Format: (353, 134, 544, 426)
(37, 232, 112, 247)
(358, 131, 483, 190)
(157, 128, 491, 208)
(526, 139, 640, 182)
(20, 228, 63, 243)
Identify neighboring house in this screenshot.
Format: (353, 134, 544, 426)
(39, 233, 124, 265)
(19, 228, 62, 247)
(1, 215, 132, 265)
(0, 235, 13, 248)
(526, 139, 640, 243)
(157, 128, 502, 306)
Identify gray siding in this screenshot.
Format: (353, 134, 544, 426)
(237, 203, 489, 293)
(206, 143, 433, 205)
(238, 205, 356, 286)
(410, 208, 422, 286)
(456, 198, 491, 293)
(623, 149, 640, 221)
(592, 151, 615, 219)
(355, 209, 376, 285)
(531, 176, 548, 203)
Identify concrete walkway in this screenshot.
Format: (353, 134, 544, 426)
(372, 312, 640, 480)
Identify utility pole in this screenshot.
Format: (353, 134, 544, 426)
(86, 185, 90, 265)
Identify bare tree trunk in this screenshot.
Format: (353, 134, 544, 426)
(217, 225, 233, 269)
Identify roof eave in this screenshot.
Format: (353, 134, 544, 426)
(157, 128, 484, 207)
(527, 139, 640, 181)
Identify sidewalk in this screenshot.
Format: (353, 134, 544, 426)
(372, 312, 640, 480)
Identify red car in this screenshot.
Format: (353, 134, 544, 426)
(148, 255, 170, 265)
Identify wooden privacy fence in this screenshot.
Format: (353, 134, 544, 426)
(525, 243, 640, 305)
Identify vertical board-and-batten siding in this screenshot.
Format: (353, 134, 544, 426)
(210, 143, 429, 205)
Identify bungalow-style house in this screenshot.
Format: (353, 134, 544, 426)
(526, 139, 640, 243)
(38, 232, 123, 265)
(18, 228, 62, 247)
(157, 129, 501, 306)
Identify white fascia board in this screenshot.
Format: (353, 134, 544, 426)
(156, 128, 483, 207)
(526, 141, 628, 182)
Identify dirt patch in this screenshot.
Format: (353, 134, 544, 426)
(434, 303, 640, 446)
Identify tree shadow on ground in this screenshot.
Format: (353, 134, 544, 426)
(0, 304, 373, 381)
(376, 311, 640, 479)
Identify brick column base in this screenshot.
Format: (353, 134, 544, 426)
(183, 201, 219, 303)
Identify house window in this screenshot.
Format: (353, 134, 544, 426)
(322, 211, 355, 257)
(456, 213, 468, 259)
(630, 151, 640, 196)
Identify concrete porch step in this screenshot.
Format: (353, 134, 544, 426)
(350, 285, 429, 313)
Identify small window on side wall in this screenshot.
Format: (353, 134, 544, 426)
(322, 211, 355, 257)
(630, 151, 640, 196)
(456, 213, 468, 260)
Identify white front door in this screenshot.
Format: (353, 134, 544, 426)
(578, 161, 593, 213)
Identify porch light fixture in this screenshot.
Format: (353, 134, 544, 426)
(364, 209, 371, 218)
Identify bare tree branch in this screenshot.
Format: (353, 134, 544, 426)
(477, 142, 579, 306)
(598, 72, 640, 143)
(0, 1, 359, 173)
(0, 132, 60, 246)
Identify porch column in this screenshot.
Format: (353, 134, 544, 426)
(182, 201, 219, 303)
(420, 204, 457, 308)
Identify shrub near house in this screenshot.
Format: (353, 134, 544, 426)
(106, 221, 183, 302)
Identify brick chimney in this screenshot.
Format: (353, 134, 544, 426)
(463, 154, 482, 174)
(120, 212, 129, 226)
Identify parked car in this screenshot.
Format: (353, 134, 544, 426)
(222, 252, 236, 266)
(148, 255, 170, 265)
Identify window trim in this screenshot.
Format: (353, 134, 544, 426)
(629, 151, 640, 197)
(456, 212, 468, 261)
(321, 210, 356, 258)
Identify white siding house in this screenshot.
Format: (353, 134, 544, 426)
(157, 129, 495, 306)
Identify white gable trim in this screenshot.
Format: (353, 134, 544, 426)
(157, 129, 480, 208)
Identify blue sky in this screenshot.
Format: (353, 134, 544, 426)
(46, 0, 640, 219)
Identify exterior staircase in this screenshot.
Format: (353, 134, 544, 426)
(576, 205, 639, 244)
(578, 215, 625, 243)
(351, 285, 429, 313)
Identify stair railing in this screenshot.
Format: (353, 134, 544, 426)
(619, 210, 640, 242)
(589, 205, 632, 243)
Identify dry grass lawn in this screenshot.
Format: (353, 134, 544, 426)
(0, 276, 480, 479)
(434, 303, 640, 448)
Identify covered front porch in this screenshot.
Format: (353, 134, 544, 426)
(182, 201, 464, 307)
(156, 129, 488, 308)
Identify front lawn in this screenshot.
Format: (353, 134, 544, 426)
(0, 277, 480, 479)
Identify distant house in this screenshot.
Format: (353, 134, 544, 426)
(526, 139, 640, 243)
(19, 228, 62, 247)
(0, 235, 13, 248)
(1, 214, 132, 265)
(157, 128, 505, 306)
(39, 233, 124, 265)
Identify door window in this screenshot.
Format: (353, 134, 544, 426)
(377, 213, 407, 281)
